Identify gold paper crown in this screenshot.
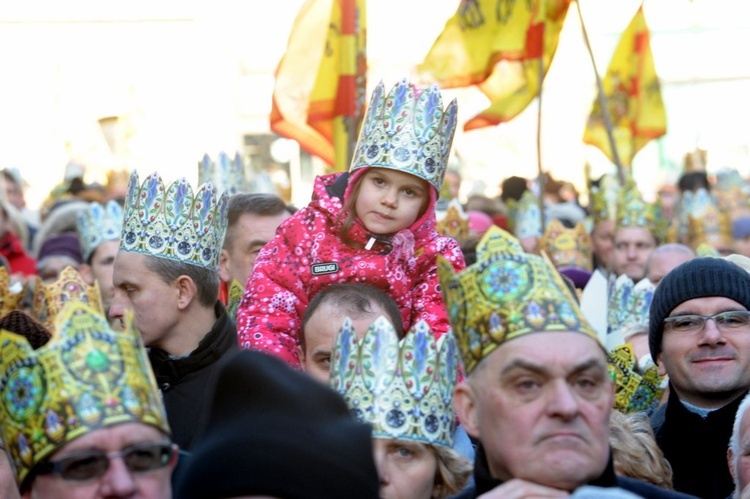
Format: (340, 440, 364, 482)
(0, 267, 25, 318)
(436, 198, 469, 241)
(437, 226, 599, 375)
(0, 302, 170, 488)
(615, 182, 665, 242)
(330, 317, 459, 447)
(508, 190, 543, 239)
(539, 220, 592, 272)
(31, 266, 103, 332)
(683, 189, 733, 251)
(589, 173, 620, 224)
(350, 79, 458, 192)
(608, 344, 664, 415)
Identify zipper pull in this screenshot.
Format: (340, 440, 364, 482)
(365, 237, 376, 250)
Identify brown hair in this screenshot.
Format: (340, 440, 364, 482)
(432, 445, 472, 498)
(609, 410, 673, 489)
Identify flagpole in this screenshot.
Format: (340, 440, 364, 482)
(575, 0, 626, 185)
(536, 55, 546, 229)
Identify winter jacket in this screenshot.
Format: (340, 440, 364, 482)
(236, 171, 465, 368)
(0, 231, 36, 276)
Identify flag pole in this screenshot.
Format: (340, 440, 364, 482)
(536, 55, 546, 229)
(576, 0, 626, 185)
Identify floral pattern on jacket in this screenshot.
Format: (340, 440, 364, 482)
(236, 171, 466, 368)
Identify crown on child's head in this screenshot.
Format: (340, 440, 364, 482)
(120, 171, 228, 270)
(438, 226, 599, 375)
(330, 317, 459, 448)
(350, 79, 458, 192)
(606, 275, 654, 350)
(198, 152, 248, 197)
(76, 200, 123, 262)
(0, 267, 25, 318)
(0, 302, 170, 489)
(32, 266, 103, 332)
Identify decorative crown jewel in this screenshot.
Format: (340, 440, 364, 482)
(330, 317, 459, 447)
(608, 344, 664, 415)
(437, 226, 599, 375)
(436, 198, 469, 241)
(121, 171, 229, 270)
(682, 188, 733, 251)
(350, 79, 458, 192)
(76, 200, 124, 262)
(0, 302, 170, 488)
(226, 279, 244, 325)
(589, 174, 620, 224)
(32, 266, 103, 332)
(540, 220, 592, 272)
(606, 275, 654, 350)
(198, 152, 248, 197)
(508, 190, 543, 239)
(615, 182, 665, 242)
(0, 267, 25, 318)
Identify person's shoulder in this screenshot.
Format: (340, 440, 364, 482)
(650, 402, 667, 432)
(617, 476, 699, 498)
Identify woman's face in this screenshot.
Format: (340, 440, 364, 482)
(373, 438, 438, 499)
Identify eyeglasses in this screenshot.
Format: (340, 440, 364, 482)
(36, 442, 175, 481)
(663, 310, 750, 334)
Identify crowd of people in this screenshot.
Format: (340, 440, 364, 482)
(1, 78, 750, 498)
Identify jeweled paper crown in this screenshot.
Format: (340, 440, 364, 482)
(0, 302, 170, 488)
(508, 190, 543, 240)
(198, 152, 248, 197)
(436, 198, 469, 241)
(32, 266, 103, 332)
(76, 200, 124, 262)
(330, 317, 458, 447)
(608, 344, 664, 415)
(226, 279, 243, 325)
(0, 267, 25, 318)
(606, 275, 654, 350)
(682, 188, 733, 251)
(589, 174, 620, 224)
(121, 171, 228, 270)
(540, 220, 592, 272)
(437, 226, 599, 375)
(350, 79, 458, 192)
(615, 182, 665, 242)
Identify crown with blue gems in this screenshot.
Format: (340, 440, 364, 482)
(608, 344, 664, 415)
(330, 317, 459, 448)
(615, 181, 665, 242)
(0, 267, 25, 318)
(437, 226, 599, 375)
(198, 152, 249, 197)
(76, 200, 124, 262)
(120, 171, 228, 270)
(0, 302, 170, 488)
(350, 79, 458, 192)
(31, 266, 104, 333)
(436, 198, 469, 241)
(589, 173, 620, 224)
(606, 275, 654, 350)
(508, 190, 543, 240)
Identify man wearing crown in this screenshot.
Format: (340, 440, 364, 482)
(110, 171, 238, 451)
(439, 227, 692, 498)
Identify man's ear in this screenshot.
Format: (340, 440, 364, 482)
(175, 275, 197, 310)
(218, 249, 231, 283)
(297, 344, 306, 369)
(656, 353, 667, 377)
(78, 263, 94, 285)
(729, 447, 737, 483)
(454, 381, 480, 439)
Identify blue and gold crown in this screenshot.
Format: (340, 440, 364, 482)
(589, 174, 620, 224)
(606, 275, 654, 350)
(330, 317, 459, 448)
(32, 266, 104, 333)
(438, 226, 599, 375)
(615, 182, 665, 242)
(608, 344, 664, 415)
(76, 200, 124, 262)
(540, 220, 592, 272)
(508, 190, 543, 240)
(121, 171, 228, 270)
(682, 188, 733, 251)
(350, 79, 458, 192)
(0, 302, 170, 488)
(198, 152, 249, 197)
(436, 198, 469, 241)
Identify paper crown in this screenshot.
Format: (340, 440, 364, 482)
(608, 344, 664, 415)
(589, 174, 620, 224)
(508, 190, 543, 240)
(436, 198, 469, 241)
(437, 226, 599, 375)
(120, 171, 229, 270)
(0, 267, 25, 318)
(0, 302, 170, 488)
(226, 279, 243, 325)
(615, 182, 665, 241)
(681, 188, 733, 251)
(540, 220, 592, 272)
(606, 275, 654, 350)
(330, 317, 458, 448)
(76, 200, 124, 262)
(350, 79, 458, 192)
(198, 152, 248, 197)
(32, 266, 104, 332)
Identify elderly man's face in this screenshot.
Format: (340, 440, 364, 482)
(730, 405, 750, 498)
(647, 249, 693, 287)
(612, 227, 656, 281)
(24, 422, 175, 499)
(454, 332, 613, 491)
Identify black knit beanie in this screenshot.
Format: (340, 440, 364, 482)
(173, 350, 379, 499)
(649, 257, 750, 363)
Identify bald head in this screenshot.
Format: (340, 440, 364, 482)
(646, 243, 696, 286)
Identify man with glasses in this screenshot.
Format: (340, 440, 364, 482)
(649, 257, 750, 498)
(0, 302, 177, 498)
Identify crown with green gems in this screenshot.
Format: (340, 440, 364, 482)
(76, 200, 124, 262)
(589, 173, 620, 224)
(330, 317, 459, 448)
(198, 151, 249, 197)
(606, 275, 654, 349)
(0, 302, 170, 488)
(615, 181, 665, 241)
(437, 226, 599, 375)
(350, 79, 458, 192)
(608, 344, 664, 415)
(120, 171, 228, 270)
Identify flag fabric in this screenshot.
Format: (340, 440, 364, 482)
(419, 0, 571, 131)
(271, 0, 366, 171)
(583, 5, 666, 168)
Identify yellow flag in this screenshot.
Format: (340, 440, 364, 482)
(271, 0, 366, 171)
(583, 5, 666, 168)
(419, 0, 571, 130)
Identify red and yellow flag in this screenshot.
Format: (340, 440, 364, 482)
(419, 0, 571, 130)
(583, 5, 666, 168)
(271, 0, 366, 171)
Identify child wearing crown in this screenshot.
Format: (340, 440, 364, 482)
(236, 79, 466, 368)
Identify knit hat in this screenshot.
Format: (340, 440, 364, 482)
(173, 350, 379, 499)
(36, 232, 83, 265)
(649, 257, 750, 362)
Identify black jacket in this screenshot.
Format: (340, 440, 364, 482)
(149, 302, 239, 451)
(651, 386, 746, 499)
(451, 444, 697, 498)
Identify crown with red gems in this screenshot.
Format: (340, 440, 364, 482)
(31, 266, 103, 333)
(198, 151, 249, 197)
